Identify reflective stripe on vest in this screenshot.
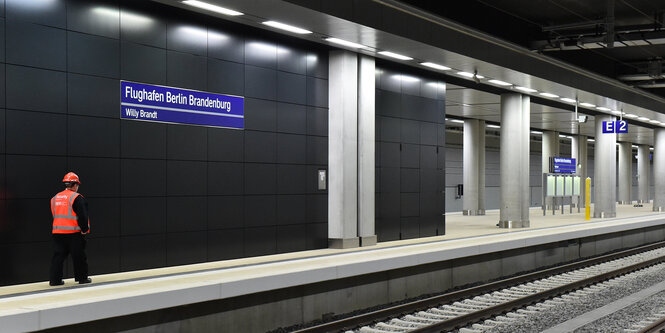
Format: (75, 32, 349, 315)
(52, 190, 81, 234)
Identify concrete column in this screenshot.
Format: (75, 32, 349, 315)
(571, 135, 588, 207)
(617, 142, 632, 204)
(357, 55, 377, 246)
(654, 128, 665, 211)
(542, 131, 559, 209)
(499, 93, 530, 228)
(328, 50, 359, 248)
(637, 144, 650, 204)
(594, 115, 617, 218)
(463, 119, 486, 215)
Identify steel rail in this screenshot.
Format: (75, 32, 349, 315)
(637, 317, 665, 333)
(292, 240, 665, 333)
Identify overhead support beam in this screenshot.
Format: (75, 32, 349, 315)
(605, 0, 615, 48)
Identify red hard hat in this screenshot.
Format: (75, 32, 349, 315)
(62, 172, 81, 184)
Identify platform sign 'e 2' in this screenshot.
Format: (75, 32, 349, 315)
(602, 120, 628, 133)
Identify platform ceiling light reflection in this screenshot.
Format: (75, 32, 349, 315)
(378, 51, 412, 61)
(262, 21, 312, 34)
(638, 116, 650, 121)
(120, 11, 154, 27)
(530, 130, 543, 134)
(611, 110, 622, 115)
(580, 102, 596, 108)
(182, 0, 243, 16)
(421, 62, 451, 71)
(456, 71, 485, 79)
(539, 92, 559, 98)
(393, 75, 419, 83)
(625, 114, 639, 118)
(649, 120, 661, 124)
(560, 97, 577, 103)
(177, 26, 208, 39)
(208, 31, 228, 42)
(596, 106, 611, 112)
(325, 38, 367, 49)
(427, 82, 446, 89)
(515, 86, 537, 93)
(450, 119, 464, 124)
(588, 138, 595, 142)
(488, 79, 512, 86)
(12, 0, 56, 10)
(487, 124, 500, 128)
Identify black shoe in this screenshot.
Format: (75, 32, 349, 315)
(78, 278, 92, 284)
(49, 280, 64, 286)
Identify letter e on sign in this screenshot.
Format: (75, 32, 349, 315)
(602, 121, 614, 133)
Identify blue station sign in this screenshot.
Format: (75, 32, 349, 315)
(550, 157, 576, 174)
(602, 120, 628, 134)
(120, 81, 244, 129)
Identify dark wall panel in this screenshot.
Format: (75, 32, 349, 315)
(1, 0, 329, 285)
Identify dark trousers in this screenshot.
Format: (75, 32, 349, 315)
(49, 233, 88, 283)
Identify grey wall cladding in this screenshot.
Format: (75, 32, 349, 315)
(0, 0, 329, 285)
(375, 64, 446, 242)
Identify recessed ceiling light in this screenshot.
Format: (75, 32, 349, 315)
(421, 62, 451, 71)
(262, 21, 312, 34)
(638, 116, 650, 121)
(587, 138, 595, 142)
(182, 0, 243, 16)
(450, 119, 464, 124)
(580, 102, 596, 108)
(559, 134, 568, 138)
(649, 119, 661, 124)
(610, 110, 622, 115)
(488, 79, 512, 86)
(457, 71, 485, 79)
(560, 97, 577, 103)
(651, 147, 655, 150)
(530, 130, 543, 134)
(378, 51, 412, 60)
(487, 124, 500, 128)
(624, 113, 638, 118)
(515, 86, 537, 93)
(632, 145, 639, 148)
(324, 38, 367, 49)
(596, 106, 611, 111)
(539, 92, 559, 98)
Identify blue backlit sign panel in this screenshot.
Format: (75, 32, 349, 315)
(120, 81, 244, 129)
(550, 157, 576, 174)
(602, 120, 627, 133)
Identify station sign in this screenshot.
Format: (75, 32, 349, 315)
(120, 81, 244, 129)
(602, 120, 628, 133)
(550, 157, 576, 174)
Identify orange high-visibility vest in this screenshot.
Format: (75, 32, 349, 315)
(51, 189, 88, 234)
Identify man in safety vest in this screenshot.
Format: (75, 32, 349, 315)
(49, 172, 91, 286)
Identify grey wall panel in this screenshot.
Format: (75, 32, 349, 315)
(5, 155, 66, 199)
(4, 199, 52, 243)
(380, 192, 400, 218)
(306, 50, 328, 79)
(0, 1, 4, 17)
(401, 78, 420, 96)
(420, 146, 437, 169)
(207, 128, 244, 162)
(420, 122, 438, 145)
(307, 194, 327, 223)
(167, 124, 207, 160)
(400, 119, 420, 144)
(68, 32, 119, 78)
(245, 65, 277, 100)
(401, 193, 419, 217)
(0, 109, 4, 153)
(167, 161, 207, 196)
(86, 197, 120, 237)
(120, 234, 166, 270)
(400, 217, 419, 239)
(277, 164, 307, 194)
(6, 0, 65, 28)
(307, 135, 328, 165)
(376, 90, 401, 118)
(166, 196, 207, 232)
(0, 19, 4, 62)
(121, 159, 166, 196)
(307, 76, 328, 108)
(244, 164, 276, 195)
(379, 116, 401, 142)
(6, 110, 66, 155)
(277, 72, 306, 104)
(120, 6, 166, 48)
(6, 65, 66, 113)
(245, 131, 276, 163)
(208, 29, 243, 63)
(167, 231, 207, 265)
(380, 167, 400, 193)
(167, 51, 207, 91)
(208, 58, 244, 96)
(420, 168, 438, 193)
(244, 196, 276, 227)
(167, 22, 207, 56)
(244, 98, 277, 131)
(306, 106, 327, 136)
(121, 120, 167, 159)
(276, 195, 306, 225)
(0, 242, 51, 284)
(419, 98, 439, 123)
(121, 42, 166, 84)
(276, 224, 307, 253)
(68, 74, 119, 118)
(208, 196, 243, 229)
(7, 21, 65, 70)
(244, 226, 277, 257)
(68, 157, 120, 197)
(277, 133, 306, 164)
(380, 142, 400, 167)
(68, 116, 120, 158)
(0, 65, 4, 108)
(277, 102, 306, 135)
(120, 197, 166, 235)
(278, 47, 306, 75)
(208, 228, 243, 260)
(378, 69, 400, 93)
(401, 144, 420, 168)
(67, 0, 119, 39)
(245, 40, 277, 69)
(87, 236, 120, 274)
(400, 169, 419, 193)
(208, 162, 243, 195)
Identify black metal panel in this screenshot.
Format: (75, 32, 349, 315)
(67, 0, 120, 39)
(6, 65, 66, 113)
(120, 234, 166, 270)
(277, 102, 307, 135)
(6, 109, 66, 155)
(166, 196, 207, 232)
(208, 58, 244, 96)
(167, 231, 208, 265)
(208, 196, 243, 229)
(6, 0, 65, 28)
(208, 162, 244, 195)
(120, 197, 166, 235)
(7, 20, 65, 70)
(120, 42, 166, 84)
(167, 51, 207, 91)
(68, 116, 121, 158)
(68, 74, 120, 118)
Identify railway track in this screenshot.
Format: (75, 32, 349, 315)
(293, 241, 665, 333)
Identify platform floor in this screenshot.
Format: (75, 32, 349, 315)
(1, 202, 663, 331)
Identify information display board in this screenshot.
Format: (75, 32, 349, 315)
(550, 157, 576, 174)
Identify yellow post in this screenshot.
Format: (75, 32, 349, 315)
(585, 177, 591, 220)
